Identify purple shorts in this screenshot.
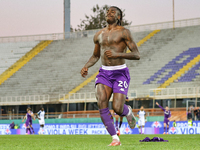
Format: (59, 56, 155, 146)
(95, 64, 130, 96)
(26, 120, 32, 127)
(164, 119, 169, 125)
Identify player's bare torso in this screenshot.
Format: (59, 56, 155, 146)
(94, 26, 128, 66)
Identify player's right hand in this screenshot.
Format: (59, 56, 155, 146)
(81, 67, 88, 78)
(156, 102, 159, 105)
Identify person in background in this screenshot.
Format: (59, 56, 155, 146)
(156, 102, 171, 134)
(187, 109, 192, 121)
(137, 106, 146, 134)
(188, 118, 193, 127)
(189, 105, 194, 120)
(195, 108, 200, 121)
(36, 107, 45, 135)
(14, 124, 19, 129)
(9, 122, 15, 129)
(187, 109, 193, 127)
(197, 109, 200, 121)
(22, 107, 35, 135)
(173, 120, 177, 127)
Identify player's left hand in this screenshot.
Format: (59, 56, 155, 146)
(105, 50, 119, 58)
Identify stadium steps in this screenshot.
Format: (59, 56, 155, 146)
(158, 53, 200, 89)
(61, 29, 160, 100)
(1, 26, 200, 102)
(0, 40, 52, 86)
(132, 25, 200, 97)
(78, 27, 189, 96)
(0, 41, 40, 75)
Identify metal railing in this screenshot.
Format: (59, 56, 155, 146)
(0, 17, 200, 43)
(59, 90, 137, 103)
(149, 87, 200, 99)
(1, 86, 200, 105)
(128, 17, 200, 32)
(0, 111, 169, 120)
(0, 95, 50, 105)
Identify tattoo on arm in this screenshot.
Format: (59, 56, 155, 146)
(118, 29, 140, 60)
(84, 33, 100, 68)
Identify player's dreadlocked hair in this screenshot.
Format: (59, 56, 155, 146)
(110, 6, 123, 26)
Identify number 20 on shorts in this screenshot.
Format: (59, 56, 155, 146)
(118, 81, 128, 88)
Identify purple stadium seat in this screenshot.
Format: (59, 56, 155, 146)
(143, 47, 200, 84)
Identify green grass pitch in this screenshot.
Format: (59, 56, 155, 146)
(0, 135, 199, 150)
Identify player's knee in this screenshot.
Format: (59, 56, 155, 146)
(96, 95, 107, 108)
(113, 104, 123, 115)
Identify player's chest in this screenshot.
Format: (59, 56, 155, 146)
(98, 31, 122, 45)
(139, 112, 145, 115)
(165, 111, 170, 115)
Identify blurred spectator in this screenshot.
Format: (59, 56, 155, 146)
(189, 105, 194, 120)
(195, 109, 200, 121)
(187, 110, 192, 120)
(9, 122, 15, 129)
(14, 124, 19, 129)
(188, 119, 193, 127)
(173, 120, 177, 127)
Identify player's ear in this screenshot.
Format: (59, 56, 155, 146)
(117, 15, 120, 20)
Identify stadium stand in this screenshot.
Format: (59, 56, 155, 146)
(77, 25, 200, 97)
(144, 47, 200, 85)
(0, 30, 152, 101)
(61, 30, 160, 100)
(0, 22, 200, 103)
(0, 41, 52, 86)
(0, 41, 40, 75)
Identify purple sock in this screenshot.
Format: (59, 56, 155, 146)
(99, 108, 116, 136)
(29, 128, 32, 134)
(164, 127, 166, 132)
(167, 127, 169, 132)
(115, 120, 119, 131)
(26, 128, 29, 134)
(120, 104, 129, 116)
(119, 121, 123, 128)
(31, 127, 34, 134)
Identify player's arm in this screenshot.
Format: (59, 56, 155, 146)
(31, 113, 35, 121)
(144, 112, 147, 122)
(137, 111, 139, 118)
(156, 102, 165, 111)
(36, 114, 40, 120)
(168, 111, 171, 120)
(81, 32, 100, 78)
(22, 115, 26, 122)
(37, 111, 41, 120)
(105, 28, 140, 60)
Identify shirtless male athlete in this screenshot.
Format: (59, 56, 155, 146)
(81, 6, 140, 146)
